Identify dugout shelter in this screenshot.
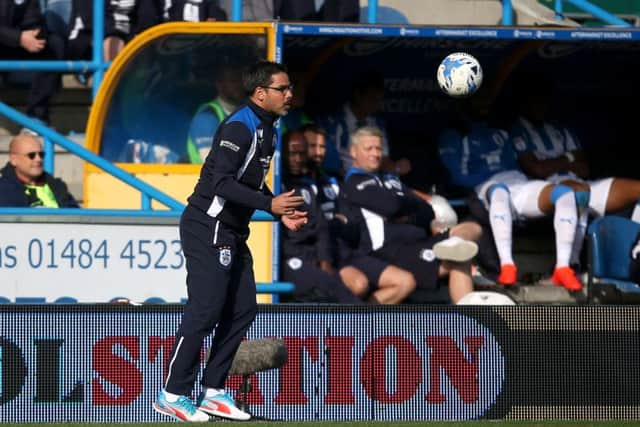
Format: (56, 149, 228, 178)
(83, 22, 640, 302)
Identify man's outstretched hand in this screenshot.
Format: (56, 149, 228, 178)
(281, 210, 307, 231)
(271, 189, 304, 216)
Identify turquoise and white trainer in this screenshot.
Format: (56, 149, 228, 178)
(152, 390, 209, 422)
(197, 391, 251, 420)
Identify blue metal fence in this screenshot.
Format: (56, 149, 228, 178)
(0, 102, 185, 212)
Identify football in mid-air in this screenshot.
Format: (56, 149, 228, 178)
(437, 52, 483, 97)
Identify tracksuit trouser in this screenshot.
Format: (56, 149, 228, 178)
(164, 206, 257, 396)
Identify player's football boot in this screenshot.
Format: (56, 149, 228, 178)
(498, 264, 517, 286)
(153, 390, 209, 422)
(197, 390, 251, 421)
(433, 236, 478, 262)
(552, 266, 583, 292)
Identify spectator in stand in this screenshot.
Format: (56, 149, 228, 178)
(0, 134, 78, 207)
(165, 0, 228, 22)
(185, 61, 246, 163)
(237, 0, 273, 21)
(67, 0, 164, 62)
(438, 92, 587, 291)
(509, 73, 640, 267)
(43, 0, 72, 41)
(317, 70, 411, 179)
(274, 0, 359, 22)
(342, 126, 482, 304)
(230, 0, 359, 22)
(299, 125, 419, 303)
(0, 0, 64, 126)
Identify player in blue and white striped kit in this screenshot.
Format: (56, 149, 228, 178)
(316, 70, 411, 178)
(438, 95, 585, 291)
(510, 75, 640, 267)
(153, 61, 307, 422)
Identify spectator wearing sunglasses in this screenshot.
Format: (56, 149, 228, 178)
(0, 134, 79, 208)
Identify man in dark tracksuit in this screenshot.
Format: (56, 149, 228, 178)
(0, 0, 64, 124)
(154, 61, 306, 422)
(280, 131, 362, 303)
(341, 126, 481, 304)
(302, 124, 416, 304)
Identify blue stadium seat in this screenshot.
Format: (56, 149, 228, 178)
(587, 216, 640, 303)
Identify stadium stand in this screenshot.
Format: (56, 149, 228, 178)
(4, 2, 640, 424)
(1, 0, 639, 306)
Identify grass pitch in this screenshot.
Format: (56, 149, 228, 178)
(4, 422, 640, 427)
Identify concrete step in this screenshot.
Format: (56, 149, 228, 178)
(371, 0, 579, 26)
(0, 74, 92, 135)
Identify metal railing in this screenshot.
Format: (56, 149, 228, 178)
(560, 0, 632, 26)
(0, 102, 185, 212)
(500, 0, 633, 27)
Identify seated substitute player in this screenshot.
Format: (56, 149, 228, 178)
(316, 70, 411, 178)
(341, 126, 482, 304)
(438, 94, 587, 291)
(509, 74, 640, 266)
(284, 130, 418, 303)
(302, 123, 461, 301)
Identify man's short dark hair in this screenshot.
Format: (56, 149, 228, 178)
(300, 123, 326, 137)
(243, 61, 288, 96)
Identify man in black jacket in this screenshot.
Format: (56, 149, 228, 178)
(280, 130, 364, 303)
(299, 125, 420, 303)
(0, 0, 63, 125)
(341, 126, 482, 304)
(0, 134, 78, 208)
(154, 61, 307, 423)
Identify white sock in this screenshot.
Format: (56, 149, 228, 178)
(554, 191, 578, 268)
(569, 208, 589, 267)
(163, 390, 181, 402)
(632, 202, 640, 223)
(488, 187, 514, 266)
(205, 387, 225, 398)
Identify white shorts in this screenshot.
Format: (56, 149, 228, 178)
(547, 173, 614, 217)
(475, 170, 550, 219)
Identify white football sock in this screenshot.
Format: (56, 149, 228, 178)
(569, 207, 589, 267)
(488, 187, 514, 266)
(631, 202, 640, 224)
(554, 191, 578, 268)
